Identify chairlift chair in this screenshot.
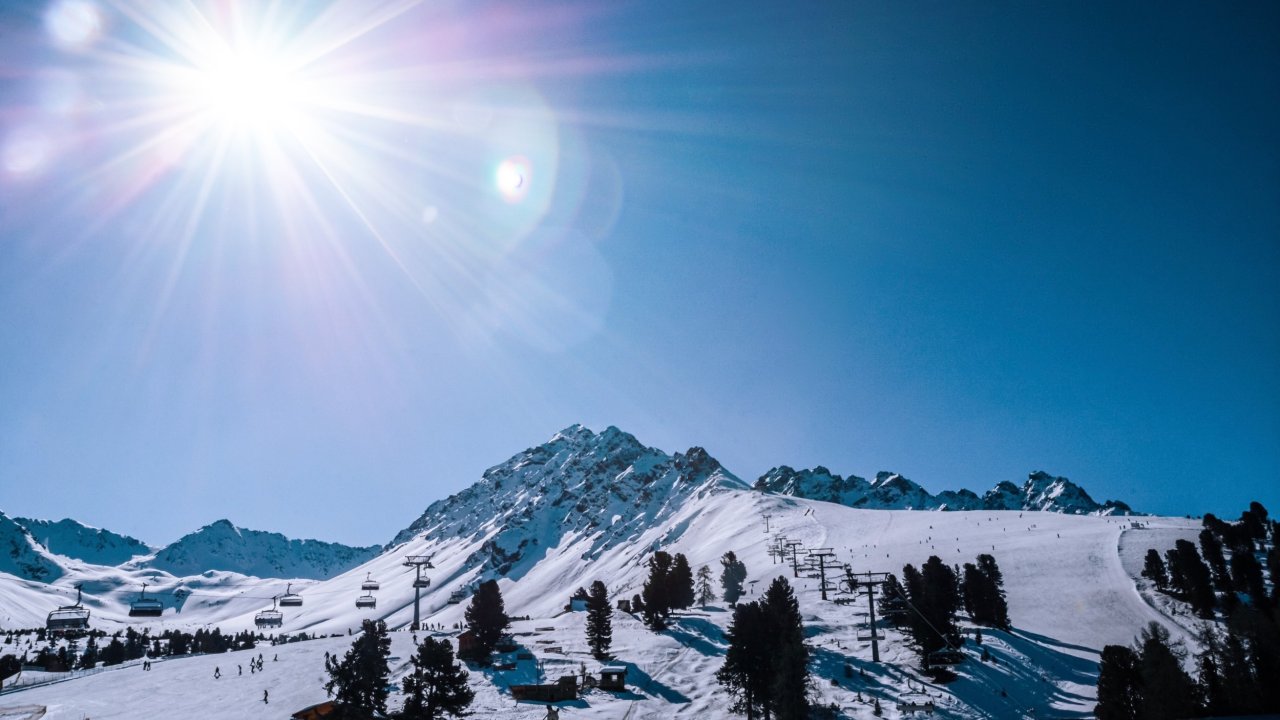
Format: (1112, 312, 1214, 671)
(128, 583, 164, 617)
(361, 573, 380, 592)
(255, 597, 284, 629)
(413, 576, 431, 588)
(279, 583, 303, 607)
(355, 594, 377, 609)
(927, 649, 964, 666)
(47, 585, 91, 632)
(447, 589, 467, 604)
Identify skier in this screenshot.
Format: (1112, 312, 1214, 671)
(214, 666, 221, 679)
(238, 665, 242, 676)
(263, 689, 269, 704)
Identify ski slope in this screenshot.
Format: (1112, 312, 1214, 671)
(1, 484, 1201, 719)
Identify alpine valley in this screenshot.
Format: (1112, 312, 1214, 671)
(0, 425, 1231, 719)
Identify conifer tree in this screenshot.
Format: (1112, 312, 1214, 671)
(1136, 622, 1198, 720)
(670, 553, 696, 610)
(717, 602, 769, 719)
(1141, 549, 1169, 590)
(1198, 529, 1232, 592)
(325, 619, 392, 720)
(463, 580, 510, 663)
(717, 577, 810, 720)
(642, 551, 674, 630)
(400, 636, 473, 720)
(1229, 549, 1266, 605)
(1095, 645, 1141, 720)
(720, 551, 748, 606)
(585, 580, 613, 659)
(1170, 539, 1216, 617)
(696, 565, 716, 607)
(762, 577, 809, 720)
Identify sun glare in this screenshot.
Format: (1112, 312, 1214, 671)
(191, 49, 304, 132)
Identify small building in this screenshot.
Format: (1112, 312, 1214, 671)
(616, 599, 632, 613)
(456, 629, 479, 657)
(291, 701, 390, 719)
(599, 664, 627, 691)
(511, 675, 578, 703)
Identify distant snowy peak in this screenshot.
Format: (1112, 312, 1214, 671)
(0, 510, 63, 582)
(142, 519, 380, 580)
(389, 424, 746, 574)
(755, 467, 1137, 515)
(15, 516, 152, 565)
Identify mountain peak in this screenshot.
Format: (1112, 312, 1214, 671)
(756, 466, 1137, 515)
(389, 425, 744, 575)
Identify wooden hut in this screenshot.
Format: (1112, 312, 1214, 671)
(599, 664, 627, 691)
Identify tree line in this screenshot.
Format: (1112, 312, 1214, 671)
(1100, 501, 1280, 718)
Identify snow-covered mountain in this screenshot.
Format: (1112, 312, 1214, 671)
(139, 519, 380, 580)
(0, 424, 1205, 720)
(0, 510, 63, 582)
(14, 517, 152, 566)
(389, 424, 747, 575)
(754, 465, 1137, 515)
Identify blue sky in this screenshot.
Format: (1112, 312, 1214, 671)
(1, 1, 1276, 547)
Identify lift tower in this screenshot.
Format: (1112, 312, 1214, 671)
(404, 555, 435, 631)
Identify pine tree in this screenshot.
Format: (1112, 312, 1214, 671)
(1135, 622, 1198, 720)
(762, 577, 809, 720)
(975, 554, 1010, 629)
(1199, 529, 1232, 592)
(1141, 549, 1169, 590)
(1171, 539, 1216, 617)
(1095, 645, 1141, 720)
(696, 565, 716, 607)
(585, 580, 613, 659)
(717, 577, 810, 720)
(325, 619, 392, 720)
(720, 551, 748, 606)
(669, 554, 696, 611)
(463, 580, 510, 664)
(400, 636, 474, 720)
(717, 602, 769, 719)
(1228, 549, 1266, 605)
(1194, 624, 1228, 715)
(642, 551, 674, 630)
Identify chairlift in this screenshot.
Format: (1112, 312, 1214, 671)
(447, 589, 468, 604)
(355, 594, 377, 609)
(47, 585, 90, 632)
(927, 649, 964, 666)
(255, 596, 284, 629)
(279, 583, 303, 607)
(413, 576, 431, 589)
(128, 583, 164, 617)
(856, 631, 886, 641)
(361, 573, 380, 592)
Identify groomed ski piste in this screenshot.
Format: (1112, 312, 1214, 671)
(2, 481, 1200, 719)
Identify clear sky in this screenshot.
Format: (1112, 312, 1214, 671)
(1, 1, 1276, 547)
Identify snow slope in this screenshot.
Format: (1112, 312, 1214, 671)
(1, 425, 1200, 719)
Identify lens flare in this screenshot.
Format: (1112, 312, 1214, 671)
(495, 156, 531, 203)
(44, 0, 104, 50)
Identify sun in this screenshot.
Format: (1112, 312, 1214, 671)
(190, 47, 305, 133)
